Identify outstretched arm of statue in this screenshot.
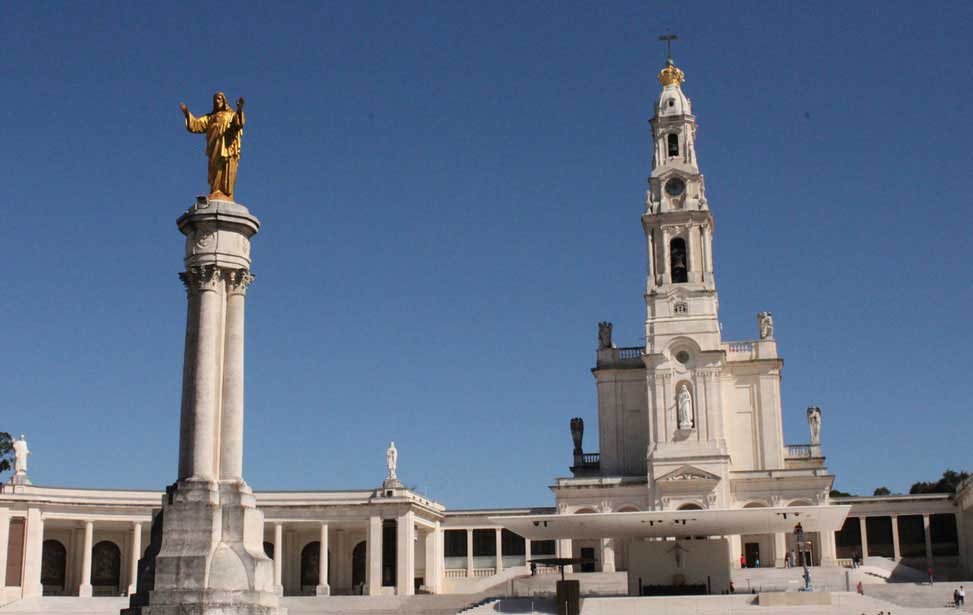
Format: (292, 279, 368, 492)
(180, 102, 209, 134)
(233, 97, 245, 129)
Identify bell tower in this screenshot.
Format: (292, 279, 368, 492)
(642, 54, 720, 354)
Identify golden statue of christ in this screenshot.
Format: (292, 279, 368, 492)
(179, 92, 245, 201)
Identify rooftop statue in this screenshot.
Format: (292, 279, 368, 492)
(807, 406, 822, 445)
(180, 92, 245, 201)
(12, 434, 29, 475)
(386, 441, 398, 481)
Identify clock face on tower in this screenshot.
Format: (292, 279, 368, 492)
(665, 177, 686, 197)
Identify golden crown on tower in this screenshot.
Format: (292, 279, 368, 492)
(657, 59, 685, 87)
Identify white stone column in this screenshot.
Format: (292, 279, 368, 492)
(367, 515, 382, 595)
(524, 537, 532, 567)
(819, 529, 837, 567)
(600, 538, 616, 573)
(128, 522, 142, 595)
(424, 525, 443, 594)
(466, 529, 473, 577)
(661, 228, 671, 284)
(78, 520, 93, 597)
(396, 511, 415, 596)
(22, 509, 44, 598)
(891, 515, 901, 561)
(495, 528, 503, 574)
(774, 533, 786, 567)
(0, 509, 8, 594)
(923, 513, 933, 570)
(858, 516, 869, 558)
(273, 523, 283, 595)
(219, 270, 253, 481)
(558, 539, 574, 574)
(729, 535, 742, 569)
(178, 266, 224, 480)
(316, 522, 330, 595)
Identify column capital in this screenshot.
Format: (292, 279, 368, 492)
(227, 269, 255, 296)
(179, 265, 223, 295)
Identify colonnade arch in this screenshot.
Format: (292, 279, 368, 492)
(41, 540, 67, 595)
(91, 540, 121, 595)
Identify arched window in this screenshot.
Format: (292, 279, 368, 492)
(670, 238, 688, 283)
(667, 133, 679, 157)
(300, 541, 330, 589)
(91, 541, 121, 594)
(41, 540, 66, 595)
(677, 503, 703, 511)
(263, 542, 274, 559)
(352, 541, 367, 592)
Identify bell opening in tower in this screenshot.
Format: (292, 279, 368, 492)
(670, 238, 688, 283)
(667, 133, 679, 157)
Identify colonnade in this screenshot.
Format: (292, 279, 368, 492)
(0, 508, 148, 599)
(848, 512, 965, 572)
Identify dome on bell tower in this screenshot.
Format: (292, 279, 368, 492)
(655, 60, 692, 117)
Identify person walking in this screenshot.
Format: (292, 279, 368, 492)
(959, 585, 965, 606)
(740, 554, 746, 568)
(856, 580, 863, 595)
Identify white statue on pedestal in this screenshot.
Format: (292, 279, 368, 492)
(757, 311, 774, 339)
(12, 434, 29, 475)
(677, 385, 694, 429)
(806, 407, 822, 445)
(386, 441, 397, 481)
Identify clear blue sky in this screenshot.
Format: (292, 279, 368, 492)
(1, 2, 970, 507)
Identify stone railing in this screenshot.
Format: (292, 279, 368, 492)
(596, 346, 644, 369)
(581, 453, 600, 465)
(444, 569, 466, 579)
(786, 444, 812, 458)
(472, 568, 496, 577)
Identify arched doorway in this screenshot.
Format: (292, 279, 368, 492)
(300, 541, 331, 594)
(91, 541, 121, 595)
(352, 541, 366, 594)
(787, 500, 819, 566)
(740, 502, 772, 568)
(41, 540, 66, 595)
(263, 542, 274, 559)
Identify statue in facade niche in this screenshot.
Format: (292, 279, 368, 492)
(598, 321, 613, 350)
(180, 92, 245, 201)
(386, 441, 398, 481)
(12, 434, 29, 475)
(677, 384, 694, 429)
(757, 311, 774, 339)
(806, 407, 822, 445)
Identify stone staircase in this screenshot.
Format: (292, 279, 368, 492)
(509, 572, 627, 597)
(283, 592, 496, 614)
(863, 582, 973, 611)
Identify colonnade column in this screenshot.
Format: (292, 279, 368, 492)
(22, 509, 44, 598)
(273, 523, 283, 595)
(466, 530, 473, 577)
(0, 509, 9, 595)
(128, 522, 142, 595)
(315, 523, 329, 596)
(424, 525, 443, 594)
(729, 535, 742, 569)
(858, 517, 869, 558)
(600, 538, 616, 573)
(396, 511, 414, 596)
(367, 515, 382, 595)
(957, 513, 969, 579)
(78, 520, 93, 597)
(524, 537, 532, 568)
(495, 528, 503, 574)
(557, 539, 573, 574)
(774, 533, 786, 567)
(923, 514, 933, 572)
(219, 270, 254, 481)
(819, 529, 837, 567)
(891, 515, 901, 561)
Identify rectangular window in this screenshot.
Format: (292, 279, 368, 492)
(897, 515, 925, 558)
(443, 529, 467, 570)
(381, 520, 396, 586)
(531, 540, 556, 556)
(501, 529, 526, 568)
(930, 514, 959, 557)
(472, 529, 496, 569)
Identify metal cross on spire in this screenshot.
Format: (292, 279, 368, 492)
(659, 32, 678, 62)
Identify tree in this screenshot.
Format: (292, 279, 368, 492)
(873, 487, 891, 496)
(0, 432, 12, 478)
(909, 469, 970, 494)
(830, 488, 853, 497)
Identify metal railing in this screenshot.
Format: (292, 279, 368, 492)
(617, 346, 643, 359)
(581, 453, 600, 465)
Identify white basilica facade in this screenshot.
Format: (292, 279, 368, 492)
(1, 58, 970, 603)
